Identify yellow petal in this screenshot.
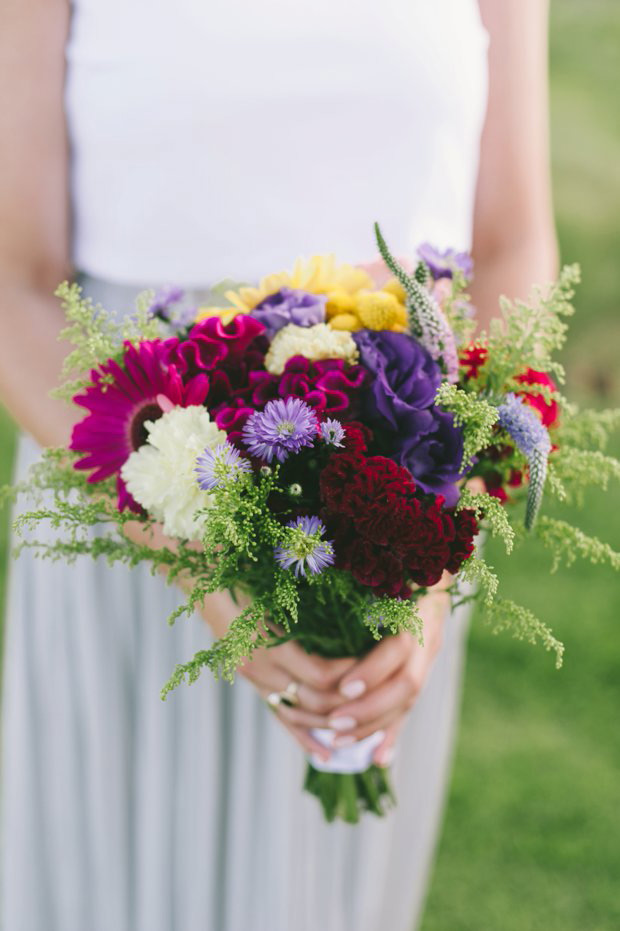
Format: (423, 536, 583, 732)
(328, 312, 362, 332)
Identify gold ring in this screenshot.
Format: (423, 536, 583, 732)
(280, 681, 300, 708)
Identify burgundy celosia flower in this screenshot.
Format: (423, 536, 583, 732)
(320, 449, 478, 595)
(70, 339, 208, 509)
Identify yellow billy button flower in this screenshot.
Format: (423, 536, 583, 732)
(382, 276, 407, 304)
(328, 312, 362, 332)
(355, 291, 407, 331)
(325, 287, 357, 320)
(194, 305, 241, 325)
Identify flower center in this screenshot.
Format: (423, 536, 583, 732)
(129, 401, 164, 450)
(276, 420, 296, 436)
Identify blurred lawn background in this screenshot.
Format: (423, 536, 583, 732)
(1, 1, 619, 928)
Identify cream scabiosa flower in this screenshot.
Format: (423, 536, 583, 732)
(264, 323, 359, 375)
(121, 406, 226, 540)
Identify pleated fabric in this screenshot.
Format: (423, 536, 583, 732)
(1, 276, 471, 931)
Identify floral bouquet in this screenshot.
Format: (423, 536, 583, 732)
(8, 225, 620, 823)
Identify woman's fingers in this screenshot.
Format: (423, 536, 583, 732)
(337, 632, 414, 701)
(327, 668, 417, 736)
(239, 647, 350, 715)
(258, 691, 331, 761)
(274, 641, 357, 692)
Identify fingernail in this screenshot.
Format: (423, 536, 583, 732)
(375, 745, 394, 767)
(332, 735, 356, 748)
(340, 679, 366, 699)
(328, 715, 357, 731)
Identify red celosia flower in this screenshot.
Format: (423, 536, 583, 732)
(248, 356, 367, 418)
(320, 449, 478, 595)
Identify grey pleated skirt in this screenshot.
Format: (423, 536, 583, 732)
(1, 275, 470, 931)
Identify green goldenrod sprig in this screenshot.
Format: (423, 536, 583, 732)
(435, 383, 499, 469)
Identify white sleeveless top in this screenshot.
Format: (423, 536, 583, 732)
(65, 0, 488, 287)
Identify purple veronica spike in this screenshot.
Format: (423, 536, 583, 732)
(274, 515, 335, 578)
(196, 442, 252, 490)
(498, 393, 551, 529)
(241, 398, 318, 463)
(320, 418, 345, 447)
(497, 394, 551, 459)
(417, 243, 473, 282)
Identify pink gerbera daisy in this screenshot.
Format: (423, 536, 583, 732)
(70, 339, 208, 508)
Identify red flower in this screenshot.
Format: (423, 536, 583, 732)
(320, 448, 478, 596)
(516, 369, 559, 428)
(248, 356, 366, 418)
(446, 508, 478, 573)
(460, 345, 488, 380)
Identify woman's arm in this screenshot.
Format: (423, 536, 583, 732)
(471, 0, 558, 329)
(0, 0, 74, 447)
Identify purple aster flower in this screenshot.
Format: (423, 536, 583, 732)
(250, 288, 326, 339)
(319, 418, 345, 447)
(195, 441, 252, 490)
(498, 394, 551, 459)
(353, 329, 464, 504)
(241, 397, 318, 463)
(274, 515, 335, 577)
(417, 243, 473, 282)
(147, 285, 198, 328)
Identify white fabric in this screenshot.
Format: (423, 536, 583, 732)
(65, 0, 488, 286)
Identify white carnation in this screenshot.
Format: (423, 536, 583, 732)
(121, 406, 226, 540)
(264, 323, 359, 375)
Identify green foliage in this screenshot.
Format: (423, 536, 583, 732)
(363, 595, 423, 641)
(52, 281, 164, 401)
(555, 406, 620, 450)
(456, 489, 515, 553)
(161, 598, 269, 695)
(481, 264, 581, 402)
(535, 515, 620, 573)
(486, 597, 565, 669)
(435, 383, 499, 468)
(548, 446, 620, 503)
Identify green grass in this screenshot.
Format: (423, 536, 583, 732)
(1, 2, 620, 928)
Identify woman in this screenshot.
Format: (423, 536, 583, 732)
(0, 1, 556, 928)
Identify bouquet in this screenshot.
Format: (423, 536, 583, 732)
(8, 225, 620, 823)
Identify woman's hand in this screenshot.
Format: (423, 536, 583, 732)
(238, 642, 356, 762)
(274, 587, 450, 766)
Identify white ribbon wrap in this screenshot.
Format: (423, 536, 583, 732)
(309, 728, 385, 774)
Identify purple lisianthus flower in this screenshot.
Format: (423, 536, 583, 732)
(353, 330, 464, 504)
(241, 397, 318, 463)
(250, 287, 326, 338)
(274, 515, 335, 577)
(417, 243, 473, 282)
